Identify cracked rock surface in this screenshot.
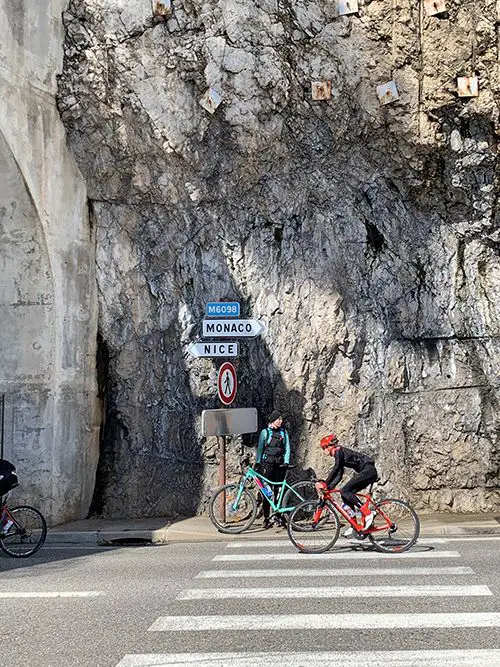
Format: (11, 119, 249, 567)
(58, 0, 499, 517)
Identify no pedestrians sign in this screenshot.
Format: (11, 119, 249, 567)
(217, 362, 237, 406)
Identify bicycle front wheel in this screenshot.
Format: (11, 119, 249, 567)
(368, 498, 420, 553)
(287, 500, 340, 554)
(282, 480, 318, 514)
(0, 505, 47, 558)
(208, 484, 257, 534)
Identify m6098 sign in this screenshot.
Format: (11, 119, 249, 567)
(206, 302, 240, 317)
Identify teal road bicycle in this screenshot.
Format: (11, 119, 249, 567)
(209, 464, 317, 534)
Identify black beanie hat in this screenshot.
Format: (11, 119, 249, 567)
(268, 410, 281, 424)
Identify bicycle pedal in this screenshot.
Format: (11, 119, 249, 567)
(353, 532, 367, 541)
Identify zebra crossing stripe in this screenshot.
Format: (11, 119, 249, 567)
(176, 584, 491, 600)
(116, 649, 500, 666)
(225, 537, 500, 548)
(213, 550, 461, 562)
(195, 566, 473, 578)
(414, 536, 500, 543)
(227, 539, 316, 548)
(0, 591, 104, 598)
(148, 612, 500, 631)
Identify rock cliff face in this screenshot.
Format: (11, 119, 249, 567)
(58, 0, 499, 517)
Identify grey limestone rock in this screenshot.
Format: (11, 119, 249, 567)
(57, 0, 499, 517)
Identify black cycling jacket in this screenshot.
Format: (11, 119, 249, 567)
(325, 446, 375, 489)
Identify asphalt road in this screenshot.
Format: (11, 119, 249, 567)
(0, 535, 499, 666)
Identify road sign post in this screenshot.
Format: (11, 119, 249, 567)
(193, 302, 262, 512)
(218, 435, 226, 516)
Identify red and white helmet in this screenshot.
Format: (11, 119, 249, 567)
(320, 434, 338, 449)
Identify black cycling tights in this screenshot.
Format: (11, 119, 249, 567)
(260, 461, 285, 520)
(340, 465, 378, 511)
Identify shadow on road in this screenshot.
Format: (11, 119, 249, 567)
(0, 544, 143, 573)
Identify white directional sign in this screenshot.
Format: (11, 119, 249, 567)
(188, 342, 239, 358)
(203, 318, 266, 338)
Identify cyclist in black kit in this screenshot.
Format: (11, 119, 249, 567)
(315, 433, 378, 537)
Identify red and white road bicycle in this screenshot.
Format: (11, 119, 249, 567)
(287, 483, 420, 554)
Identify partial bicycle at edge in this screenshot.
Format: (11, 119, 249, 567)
(0, 459, 47, 558)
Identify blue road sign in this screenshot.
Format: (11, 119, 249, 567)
(206, 302, 240, 318)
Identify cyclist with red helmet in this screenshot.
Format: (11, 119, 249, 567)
(315, 434, 378, 537)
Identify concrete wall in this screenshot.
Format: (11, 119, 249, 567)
(0, 0, 99, 524)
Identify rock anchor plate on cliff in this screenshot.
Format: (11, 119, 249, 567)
(311, 81, 332, 101)
(338, 0, 358, 16)
(199, 88, 223, 114)
(424, 0, 446, 17)
(376, 81, 399, 105)
(457, 76, 479, 98)
(152, 0, 172, 19)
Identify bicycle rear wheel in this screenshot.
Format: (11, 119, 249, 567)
(209, 484, 257, 534)
(287, 500, 340, 554)
(282, 480, 318, 514)
(368, 498, 420, 553)
(0, 505, 47, 558)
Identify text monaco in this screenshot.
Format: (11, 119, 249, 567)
(205, 322, 253, 334)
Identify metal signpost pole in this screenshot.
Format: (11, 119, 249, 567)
(221, 434, 228, 489)
(218, 434, 226, 523)
(217, 435, 226, 488)
(216, 361, 237, 514)
(0, 394, 4, 460)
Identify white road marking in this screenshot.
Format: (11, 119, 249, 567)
(116, 649, 500, 666)
(417, 536, 500, 543)
(41, 545, 119, 550)
(195, 566, 474, 578)
(0, 591, 105, 598)
(213, 550, 461, 561)
(177, 584, 491, 600)
(149, 612, 500, 631)
(226, 536, 500, 548)
(226, 539, 316, 548)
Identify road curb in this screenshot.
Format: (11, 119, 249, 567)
(44, 515, 500, 546)
(45, 529, 170, 546)
(45, 531, 100, 545)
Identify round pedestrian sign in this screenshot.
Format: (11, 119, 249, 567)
(217, 362, 237, 406)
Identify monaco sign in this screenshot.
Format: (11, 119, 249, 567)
(188, 341, 239, 358)
(202, 318, 266, 338)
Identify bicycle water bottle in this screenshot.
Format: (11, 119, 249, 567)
(262, 483, 273, 499)
(342, 502, 355, 517)
(0, 508, 13, 533)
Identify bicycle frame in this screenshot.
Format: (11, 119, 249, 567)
(0, 502, 16, 531)
(233, 467, 300, 516)
(317, 488, 393, 535)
